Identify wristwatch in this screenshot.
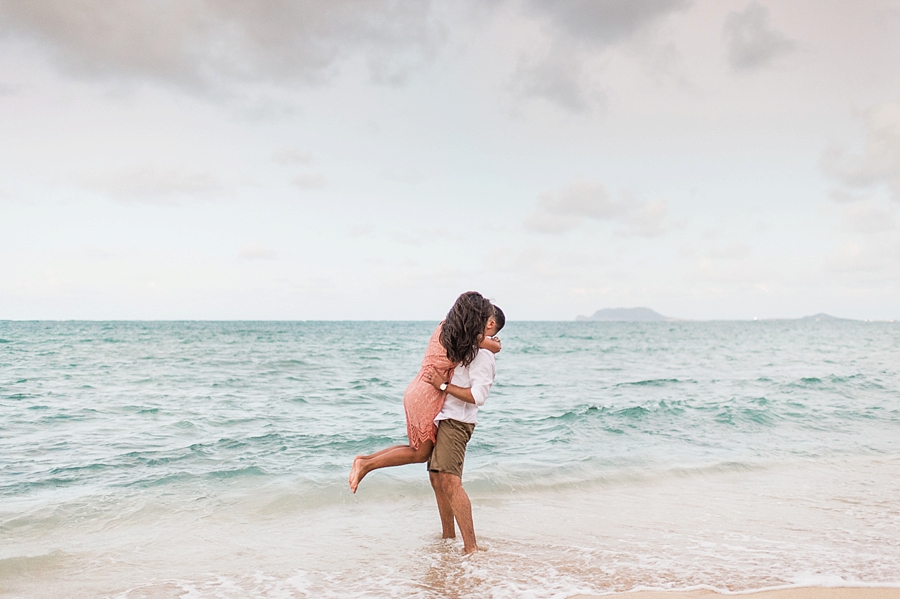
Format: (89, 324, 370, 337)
(439, 382, 448, 391)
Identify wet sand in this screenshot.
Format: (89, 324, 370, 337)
(573, 589, 900, 599)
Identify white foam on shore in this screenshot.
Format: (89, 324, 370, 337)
(3, 454, 900, 598)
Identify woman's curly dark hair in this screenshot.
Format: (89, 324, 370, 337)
(441, 291, 494, 367)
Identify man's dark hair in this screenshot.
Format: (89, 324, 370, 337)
(491, 305, 505, 333)
(441, 291, 493, 367)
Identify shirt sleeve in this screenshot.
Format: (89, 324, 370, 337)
(467, 349, 496, 407)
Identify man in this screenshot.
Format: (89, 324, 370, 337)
(422, 306, 504, 554)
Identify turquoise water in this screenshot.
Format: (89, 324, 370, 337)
(2, 320, 899, 597)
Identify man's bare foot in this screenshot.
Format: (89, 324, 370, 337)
(349, 456, 365, 493)
(462, 544, 479, 555)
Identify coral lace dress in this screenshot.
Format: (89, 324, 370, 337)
(403, 324, 457, 450)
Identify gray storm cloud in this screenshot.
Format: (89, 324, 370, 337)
(514, 0, 689, 112)
(723, 2, 795, 71)
(524, 181, 668, 237)
(0, 0, 443, 91)
(523, 0, 689, 46)
(0, 0, 691, 109)
(513, 43, 595, 113)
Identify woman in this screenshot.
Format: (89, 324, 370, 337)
(349, 292, 499, 493)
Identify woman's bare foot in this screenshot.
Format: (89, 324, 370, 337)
(348, 456, 366, 493)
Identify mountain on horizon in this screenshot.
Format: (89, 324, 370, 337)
(574, 310, 863, 323)
(576, 307, 669, 322)
(798, 313, 852, 322)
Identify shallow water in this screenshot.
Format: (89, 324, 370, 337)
(1, 320, 899, 597)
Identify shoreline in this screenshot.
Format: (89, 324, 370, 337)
(572, 588, 900, 599)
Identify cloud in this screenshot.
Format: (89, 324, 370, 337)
(381, 263, 472, 291)
(514, 0, 689, 112)
(513, 42, 596, 113)
(826, 241, 892, 273)
(821, 102, 900, 201)
(840, 201, 897, 234)
(238, 244, 277, 260)
(388, 227, 463, 246)
(79, 245, 126, 259)
(0, 0, 444, 94)
(523, 181, 668, 237)
(707, 242, 753, 261)
(231, 96, 299, 122)
(81, 166, 223, 204)
(273, 148, 314, 165)
(382, 167, 422, 184)
(491, 245, 560, 279)
(389, 229, 449, 246)
(390, 231, 425, 246)
(723, 2, 795, 71)
(621, 197, 668, 237)
(488, 244, 607, 282)
(291, 173, 325, 189)
(523, 0, 689, 47)
(348, 223, 375, 238)
(828, 189, 870, 204)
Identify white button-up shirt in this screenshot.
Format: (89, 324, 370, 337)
(434, 348, 496, 425)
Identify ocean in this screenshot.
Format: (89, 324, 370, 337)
(1, 320, 899, 598)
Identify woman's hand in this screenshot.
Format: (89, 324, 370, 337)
(422, 367, 448, 391)
(480, 336, 502, 354)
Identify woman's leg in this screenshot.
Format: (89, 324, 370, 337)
(349, 440, 434, 493)
(357, 444, 408, 461)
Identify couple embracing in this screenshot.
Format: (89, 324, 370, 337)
(348, 291, 505, 554)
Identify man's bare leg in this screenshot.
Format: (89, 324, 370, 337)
(437, 472, 477, 553)
(429, 471, 456, 539)
(349, 440, 434, 493)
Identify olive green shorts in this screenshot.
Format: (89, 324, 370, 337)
(427, 419, 475, 479)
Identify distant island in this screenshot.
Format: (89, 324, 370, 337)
(758, 313, 857, 322)
(575, 310, 868, 322)
(576, 307, 670, 322)
(798, 313, 852, 322)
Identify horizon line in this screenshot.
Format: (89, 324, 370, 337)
(1, 316, 897, 323)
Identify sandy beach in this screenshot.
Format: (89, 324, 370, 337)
(573, 589, 900, 599)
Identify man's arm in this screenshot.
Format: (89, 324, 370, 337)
(422, 351, 495, 406)
(464, 351, 495, 406)
(445, 382, 476, 404)
(422, 369, 477, 404)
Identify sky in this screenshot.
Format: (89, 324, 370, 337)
(1, 0, 899, 321)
